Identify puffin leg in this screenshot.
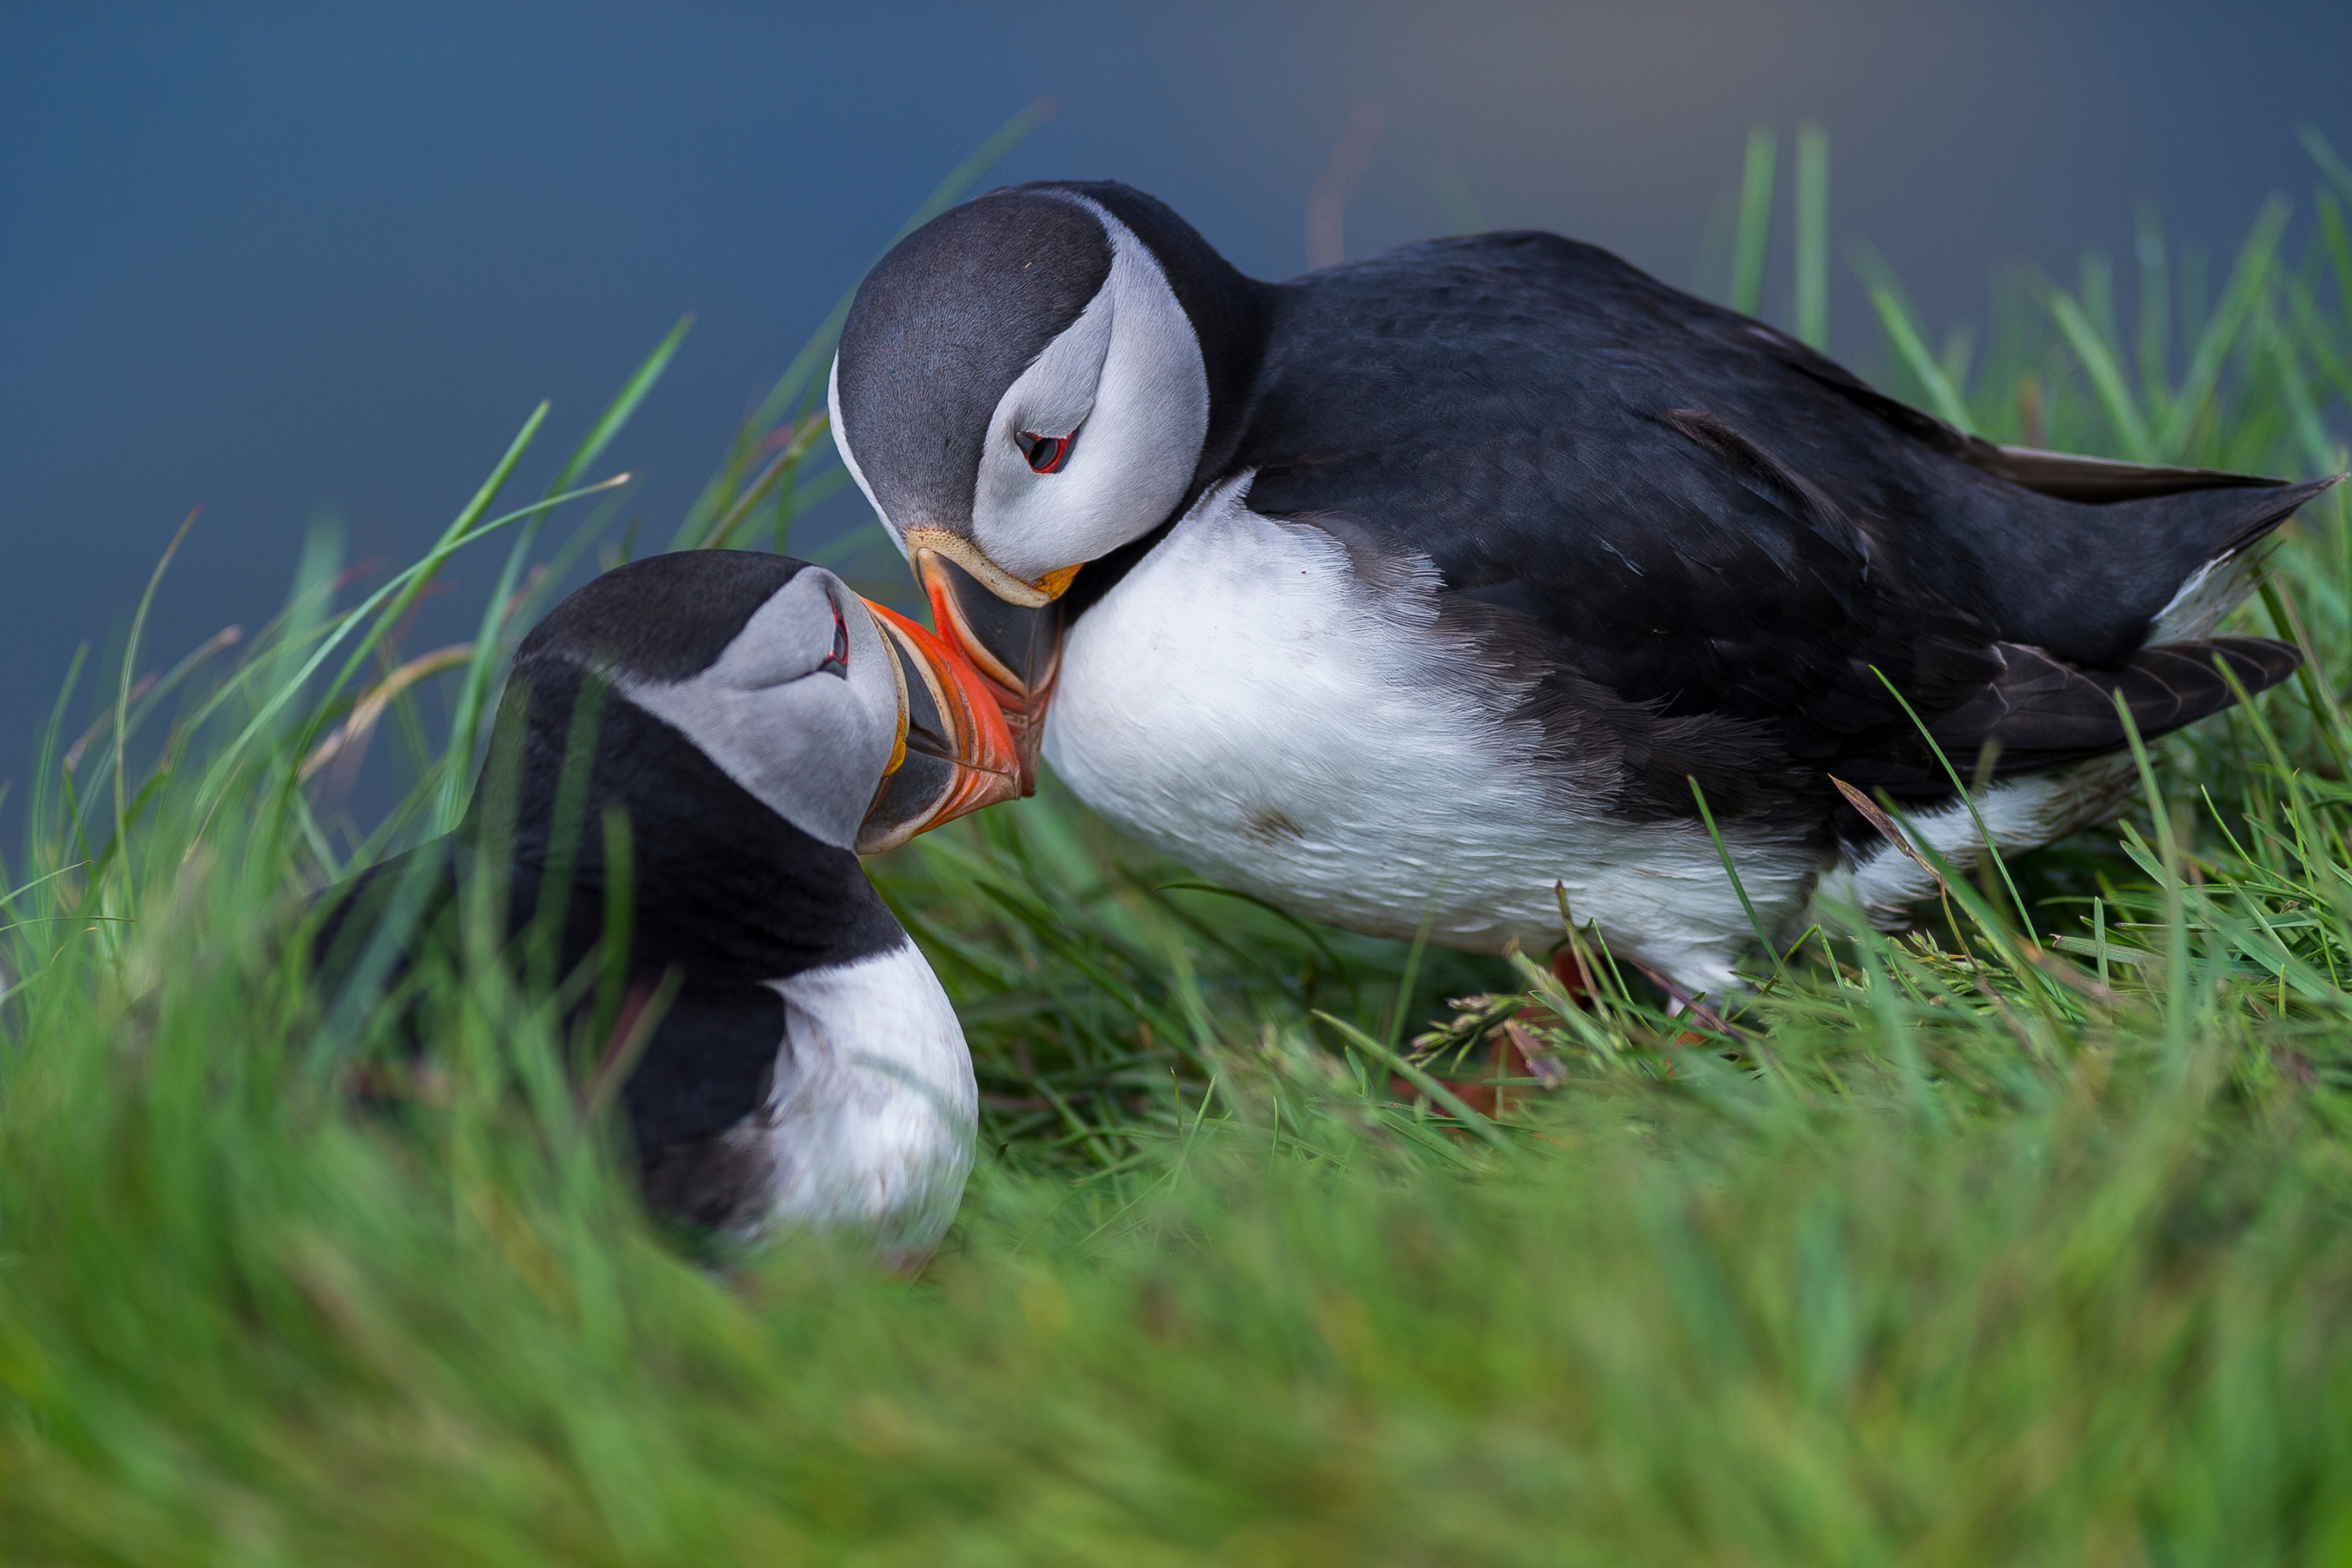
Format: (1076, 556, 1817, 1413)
(1434, 947, 1588, 1106)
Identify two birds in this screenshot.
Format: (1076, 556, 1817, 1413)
(330, 180, 2330, 1249)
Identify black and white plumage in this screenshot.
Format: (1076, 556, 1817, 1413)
(318, 551, 1021, 1251)
(829, 181, 2338, 998)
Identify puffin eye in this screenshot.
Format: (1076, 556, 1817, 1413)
(819, 602, 849, 677)
(1019, 430, 1073, 474)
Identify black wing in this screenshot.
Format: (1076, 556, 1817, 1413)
(1237, 231, 2324, 822)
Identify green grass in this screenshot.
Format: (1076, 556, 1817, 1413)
(7, 128, 2352, 1561)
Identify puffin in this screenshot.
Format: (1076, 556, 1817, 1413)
(315, 550, 1020, 1253)
(827, 180, 2337, 1000)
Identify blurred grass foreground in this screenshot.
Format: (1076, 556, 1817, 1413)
(9, 125, 2352, 1562)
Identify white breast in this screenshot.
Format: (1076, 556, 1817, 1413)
(754, 942, 976, 1254)
(1041, 476, 1823, 999)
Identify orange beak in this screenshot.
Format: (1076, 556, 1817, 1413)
(854, 599, 1025, 853)
(911, 548, 1068, 795)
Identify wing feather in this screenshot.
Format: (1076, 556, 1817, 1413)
(1233, 231, 2321, 828)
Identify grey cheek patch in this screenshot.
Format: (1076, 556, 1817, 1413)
(618, 576, 900, 851)
(618, 676, 884, 851)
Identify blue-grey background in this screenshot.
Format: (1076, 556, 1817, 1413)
(5, 1, 2350, 828)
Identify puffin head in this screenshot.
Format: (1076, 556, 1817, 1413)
(829, 181, 1261, 785)
(510, 550, 1023, 853)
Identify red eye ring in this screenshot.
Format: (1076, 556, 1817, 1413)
(819, 602, 849, 677)
(1020, 431, 1073, 474)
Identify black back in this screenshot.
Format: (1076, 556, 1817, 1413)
(1058, 202, 2325, 829)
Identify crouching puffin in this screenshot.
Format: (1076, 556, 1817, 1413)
(828, 180, 2339, 1000)
(318, 550, 1019, 1253)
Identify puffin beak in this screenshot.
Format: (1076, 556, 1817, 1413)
(898, 529, 1078, 797)
(855, 600, 1025, 854)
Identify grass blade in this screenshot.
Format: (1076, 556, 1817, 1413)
(2302, 122, 2352, 205)
(202, 456, 625, 811)
(2135, 202, 2173, 421)
(437, 321, 689, 830)
(2155, 195, 2288, 457)
(1730, 127, 1777, 317)
(112, 507, 200, 906)
(1312, 1009, 1523, 1163)
(1687, 776, 1778, 978)
(1857, 261, 1974, 434)
(2050, 292, 2156, 459)
(1794, 123, 1829, 350)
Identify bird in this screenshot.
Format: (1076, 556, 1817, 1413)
(826, 180, 2339, 1001)
(314, 550, 1021, 1254)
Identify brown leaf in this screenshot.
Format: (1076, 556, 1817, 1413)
(1829, 774, 1944, 890)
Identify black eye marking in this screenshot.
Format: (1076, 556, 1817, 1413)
(1019, 430, 1073, 474)
(820, 602, 849, 677)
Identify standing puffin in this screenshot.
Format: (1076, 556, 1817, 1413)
(827, 180, 2337, 999)
(318, 550, 1019, 1252)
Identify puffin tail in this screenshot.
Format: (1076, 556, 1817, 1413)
(2127, 473, 2340, 645)
(1902, 464, 2337, 785)
(1970, 447, 2340, 658)
(2100, 473, 2333, 742)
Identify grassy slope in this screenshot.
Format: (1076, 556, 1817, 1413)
(8, 140, 2352, 1562)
